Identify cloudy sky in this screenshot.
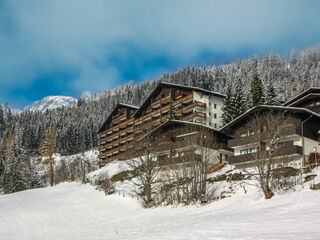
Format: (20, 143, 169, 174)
(1, 0, 320, 109)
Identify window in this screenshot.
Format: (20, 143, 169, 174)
(240, 149, 248, 155)
(214, 104, 217, 109)
(277, 140, 294, 148)
(250, 148, 256, 153)
(214, 123, 217, 128)
(240, 148, 256, 155)
(209, 122, 211, 126)
(209, 112, 211, 116)
(214, 114, 217, 119)
(287, 140, 294, 146)
(240, 132, 247, 138)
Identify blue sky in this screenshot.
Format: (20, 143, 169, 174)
(1, 0, 320, 109)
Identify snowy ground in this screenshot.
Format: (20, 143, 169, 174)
(1, 176, 320, 240)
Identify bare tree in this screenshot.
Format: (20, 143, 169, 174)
(127, 135, 160, 207)
(160, 125, 220, 204)
(41, 123, 57, 187)
(243, 110, 297, 199)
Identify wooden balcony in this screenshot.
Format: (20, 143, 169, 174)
(99, 142, 133, 159)
(158, 154, 201, 166)
(228, 145, 302, 165)
(99, 133, 134, 151)
(181, 112, 206, 121)
(174, 93, 193, 106)
(111, 113, 126, 124)
(177, 101, 206, 114)
(151, 95, 171, 108)
(228, 126, 301, 148)
(99, 118, 134, 136)
(99, 126, 134, 144)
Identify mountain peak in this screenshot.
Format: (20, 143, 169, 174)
(24, 96, 77, 112)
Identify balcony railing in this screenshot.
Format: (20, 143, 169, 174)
(151, 94, 171, 108)
(111, 113, 126, 124)
(228, 145, 302, 165)
(99, 118, 134, 136)
(181, 112, 206, 121)
(99, 126, 134, 144)
(99, 142, 134, 159)
(99, 133, 134, 151)
(177, 101, 206, 114)
(228, 126, 301, 148)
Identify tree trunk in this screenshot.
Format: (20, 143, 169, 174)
(263, 186, 274, 199)
(50, 159, 54, 187)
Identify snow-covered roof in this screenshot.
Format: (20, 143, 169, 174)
(220, 105, 320, 132)
(283, 88, 320, 106)
(117, 103, 139, 110)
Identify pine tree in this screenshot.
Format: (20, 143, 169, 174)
(2, 131, 14, 193)
(0, 104, 4, 138)
(168, 102, 178, 120)
(221, 84, 233, 125)
(250, 74, 265, 107)
(265, 81, 278, 105)
(231, 82, 247, 120)
(41, 123, 57, 187)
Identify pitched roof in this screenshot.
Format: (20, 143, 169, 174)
(283, 88, 320, 106)
(220, 105, 320, 132)
(98, 103, 138, 133)
(134, 82, 226, 117)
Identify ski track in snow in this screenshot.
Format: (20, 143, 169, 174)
(1, 182, 320, 240)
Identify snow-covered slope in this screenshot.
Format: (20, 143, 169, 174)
(1, 167, 320, 240)
(24, 96, 77, 112)
(1, 182, 320, 240)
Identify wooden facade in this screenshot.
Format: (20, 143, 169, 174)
(221, 105, 320, 168)
(97, 82, 226, 166)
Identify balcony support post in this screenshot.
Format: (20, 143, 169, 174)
(301, 115, 313, 168)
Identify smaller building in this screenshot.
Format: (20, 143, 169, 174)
(221, 105, 320, 169)
(144, 120, 233, 168)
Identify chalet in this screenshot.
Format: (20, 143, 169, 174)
(221, 105, 320, 169)
(98, 82, 226, 166)
(143, 120, 233, 167)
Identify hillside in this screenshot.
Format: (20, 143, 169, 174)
(1, 174, 320, 240)
(1, 46, 320, 158)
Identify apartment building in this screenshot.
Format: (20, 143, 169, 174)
(98, 82, 226, 166)
(221, 105, 320, 169)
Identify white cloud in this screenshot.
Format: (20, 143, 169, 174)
(1, 0, 320, 107)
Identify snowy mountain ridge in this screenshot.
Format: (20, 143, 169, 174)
(24, 96, 77, 113)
